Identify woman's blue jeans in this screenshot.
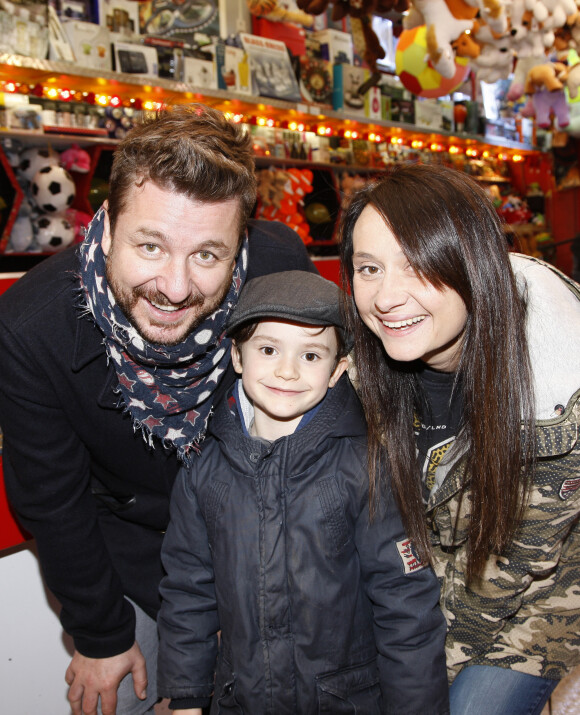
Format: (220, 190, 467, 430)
(450, 665, 559, 715)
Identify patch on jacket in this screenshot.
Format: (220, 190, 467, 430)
(559, 477, 580, 500)
(396, 538, 427, 574)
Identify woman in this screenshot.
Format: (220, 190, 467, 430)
(339, 162, 580, 715)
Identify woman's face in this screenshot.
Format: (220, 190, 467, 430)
(351, 205, 468, 372)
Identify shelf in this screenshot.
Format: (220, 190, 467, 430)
(0, 54, 541, 156)
(0, 127, 119, 149)
(254, 156, 386, 173)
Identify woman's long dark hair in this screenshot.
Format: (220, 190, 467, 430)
(339, 163, 536, 578)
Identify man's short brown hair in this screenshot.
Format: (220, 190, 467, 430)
(107, 104, 257, 239)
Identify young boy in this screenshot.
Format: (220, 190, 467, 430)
(157, 271, 449, 714)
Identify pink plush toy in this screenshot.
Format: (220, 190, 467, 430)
(59, 144, 91, 173)
(530, 88, 570, 127)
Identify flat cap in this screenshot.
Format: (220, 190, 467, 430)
(227, 270, 352, 347)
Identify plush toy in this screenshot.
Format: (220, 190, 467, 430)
(403, 0, 476, 78)
(65, 207, 93, 244)
(498, 193, 534, 224)
(529, 0, 578, 29)
(245, 0, 315, 27)
(451, 30, 482, 61)
(18, 146, 59, 184)
(471, 19, 514, 83)
(33, 214, 75, 252)
(564, 60, 580, 99)
(30, 165, 76, 215)
(6, 200, 34, 252)
(525, 60, 568, 92)
(60, 144, 91, 174)
(507, 54, 546, 101)
(255, 167, 314, 244)
(27, 164, 77, 253)
(526, 68, 570, 129)
(509, 0, 551, 58)
(403, 0, 507, 78)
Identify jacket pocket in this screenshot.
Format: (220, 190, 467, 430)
(214, 676, 244, 714)
(213, 652, 245, 714)
(316, 659, 381, 714)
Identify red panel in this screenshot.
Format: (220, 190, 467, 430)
(0, 274, 30, 550)
(312, 257, 341, 286)
(547, 186, 579, 276)
(0, 455, 29, 551)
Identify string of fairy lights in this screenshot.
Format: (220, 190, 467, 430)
(0, 76, 530, 162)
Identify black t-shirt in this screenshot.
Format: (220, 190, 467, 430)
(415, 366, 463, 500)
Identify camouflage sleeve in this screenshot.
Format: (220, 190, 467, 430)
(440, 404, 580, 681)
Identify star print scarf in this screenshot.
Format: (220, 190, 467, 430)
(77, 205, 248, 462)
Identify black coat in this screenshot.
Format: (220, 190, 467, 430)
(157, 376, 450, 714)
(0, 219, 317, 658)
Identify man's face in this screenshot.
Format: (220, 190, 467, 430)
(102, 181, 241, 346)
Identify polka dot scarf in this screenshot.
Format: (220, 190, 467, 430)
(78, 205, 248, 462)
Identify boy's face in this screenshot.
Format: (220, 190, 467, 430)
(232, 320, 348, 441)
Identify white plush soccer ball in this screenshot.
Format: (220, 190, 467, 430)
(34, 214, 75, 252)
(19, 147, 59, 183)
(31, 165, 76, 214)
(8, 213, 35, 252)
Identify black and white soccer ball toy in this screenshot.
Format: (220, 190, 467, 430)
(33, 214, 75, 252)
(31, 165, 76, 214)
(19, 146, 60, 183)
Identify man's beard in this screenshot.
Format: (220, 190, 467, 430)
(105, 264, 233, 347)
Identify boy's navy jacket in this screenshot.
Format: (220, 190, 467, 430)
(158, 374, 450, 714)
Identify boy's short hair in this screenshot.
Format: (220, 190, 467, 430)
(227, 271, 353, 357)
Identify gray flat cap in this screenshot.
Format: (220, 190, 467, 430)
(227, 270, 352, 347)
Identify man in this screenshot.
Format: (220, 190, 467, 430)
(0, 104, 316, 715)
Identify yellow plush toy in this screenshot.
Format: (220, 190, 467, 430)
(246, 0, 314, 28)
(524, 61, 568, 92)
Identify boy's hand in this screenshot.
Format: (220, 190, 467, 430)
(173, 710, 203, 715)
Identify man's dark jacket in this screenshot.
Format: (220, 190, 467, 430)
(158, 375, 450, 714)
(0, 219, 316, 659)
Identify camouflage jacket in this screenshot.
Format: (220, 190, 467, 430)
(427, 255, 580, 682)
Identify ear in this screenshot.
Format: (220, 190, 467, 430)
(328, 356, 348, 388)
(101, 200, 112, 257)
(231, 341, 243, 375)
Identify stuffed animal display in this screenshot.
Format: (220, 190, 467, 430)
(255, 166, 314, 244)
(296, 0, 389, 92)
(3, 142, 92, 253)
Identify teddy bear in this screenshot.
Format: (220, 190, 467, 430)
(509, 0, 552, 58)
(525, 61, 570, 128)
(525, 60, 568, 91)
(245, 0, 315, 28)
(471, 18, 514, 83)
(451, 29, 482, 61)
